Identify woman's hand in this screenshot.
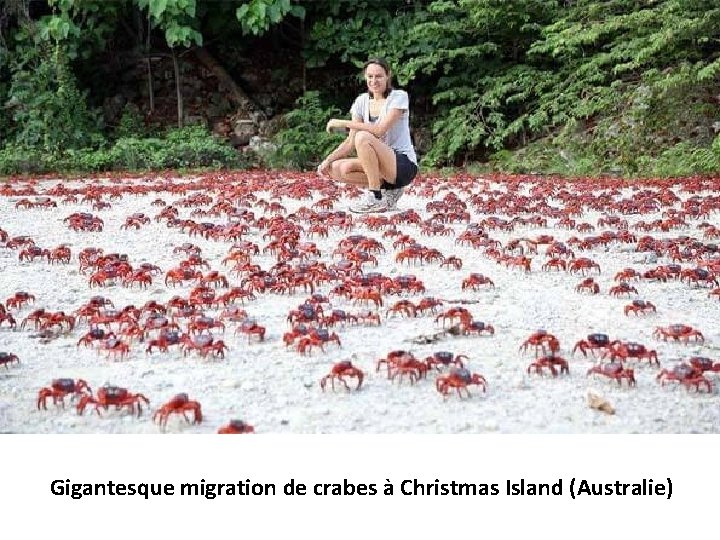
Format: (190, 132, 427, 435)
(326, 119, 348, 133)
(317, 159, 332, 177)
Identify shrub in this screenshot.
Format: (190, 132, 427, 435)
(265, 91, 345, 170)
(0, 125, 241, 176)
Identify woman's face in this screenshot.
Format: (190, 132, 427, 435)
(365, 63, 389, 95)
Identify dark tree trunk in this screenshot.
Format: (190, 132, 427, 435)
(171, 47, 183, 128)
(145, 13, 154, 113)
(193, 46, 265, 120)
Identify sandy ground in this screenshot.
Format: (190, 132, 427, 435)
(0, 174, 718, 433)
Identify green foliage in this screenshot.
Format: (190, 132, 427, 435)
(306, 1, 425, 83)
(642, 137, 720, 177)
(489, 131, 720, 179)
(114, 105, 150, 140)
(0, 144, 55, 176)
(265, 91, 344, 170)
(0, 125, 241, 175)
(43, 0, 122, 59)
(7, 41, 104, 152)
(236, 0, 305, 36)
(3, 0, 720, 177)
(136, 0, 203, 47)
(156, 125, 241, 169)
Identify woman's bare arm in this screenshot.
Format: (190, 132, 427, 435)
(326, 108, 403, 138)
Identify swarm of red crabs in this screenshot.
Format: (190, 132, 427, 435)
(2, 170, 720, 434)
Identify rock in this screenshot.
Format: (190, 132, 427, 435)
(248, 136, 276, 155)
(232, 119, 256, 146)
(588, 391, 615, 415)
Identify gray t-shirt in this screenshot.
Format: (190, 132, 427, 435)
(350, 89, 417, 165)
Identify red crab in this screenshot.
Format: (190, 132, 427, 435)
(435, 307, 471, 327)
(688, 357, 720, 374)
(181, 334, 228, 358)
(218, 420, 255, 434)
(283, 324, 311, 347)
(624, 300, 656, 316)
(458, 317, 495, 336)
(143, 315, 180, 336)
(573, 333, 613, 357)
(609, 282, 639, 297)
(386, 355, 429, 385)
(657, 364, 712, 393)
(440, 256, 463, 270)
(218, 305, 248, 323)
(5, 292, 36, 310)
(424, 351, 467, 371)
(187, 316, 225, 335)
(19, 246, 50, 262)
(296, 328, 341, 355)
(614, 268, 641, 282)
(504, 256, 532, 272)
(287, 304, 324, 325)
(164, 268, 202, 287)
(199, 271, 229, 289)
(0, 352, 20, 368)
(519, 330, 560, 357)
(349, 288, 383, 308)
(48, 245, 71, 264)
(575, 277, 600, 294)
(568, 257, 600, 275)
(120, 213, 150, 230)
(76, 385, 150, 417)
(121, 270, 152, 289)
(153, 393, 202, 429)
(436, 368, 487, 399)
(653, 324, 704, 343)
(542, 258, 567, 272)
(527, 355, 569, 377)
(350, 310, 382, 326)
(0, 312, 17, 329)
(376, 350, 415, 377)
(97, 337, 131, 360)
(587, 362, 636, 387)
(321, 309, 352, 327)
(319, 361, 364, 391)
(461, 273, 495, 290)
(415, 297, 443, 315)
(37, 379, 92, 409)
(605, 341, 659, 366)
(145, 330, 183, 354)
(76, 328, 115, 348)
(386, 300, 417, 318)
(235, 319, 266, 342)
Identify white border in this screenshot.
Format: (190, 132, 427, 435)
(2, 435, 718, 538)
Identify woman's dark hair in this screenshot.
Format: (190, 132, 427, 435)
(363, 57, 393, 98)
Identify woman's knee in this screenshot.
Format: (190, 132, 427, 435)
(354, 131, 375, 151)
(330, 160, 356, 181)
(329, 161, 343, 180)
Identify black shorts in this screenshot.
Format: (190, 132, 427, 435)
(383, 151, 417, 189)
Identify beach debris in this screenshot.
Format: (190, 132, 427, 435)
(587, 391, 615, 415)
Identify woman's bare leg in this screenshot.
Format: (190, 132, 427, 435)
(330, 159, 369, 186)
(354, 132, 397, 190)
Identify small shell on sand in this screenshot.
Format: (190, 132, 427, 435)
(588, 391, 615, 415)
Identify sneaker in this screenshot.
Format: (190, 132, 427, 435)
(382, 187, 404, 210)
(350, 191, 388, 213)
